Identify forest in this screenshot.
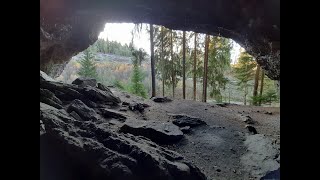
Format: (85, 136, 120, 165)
(57, 23, 279, 107)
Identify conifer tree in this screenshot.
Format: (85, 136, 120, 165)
(78, 48, 98, 79)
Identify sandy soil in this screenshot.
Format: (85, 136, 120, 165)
(111, 89, 280, 180)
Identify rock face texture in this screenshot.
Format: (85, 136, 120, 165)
(40, 71, 206, 180)
(168, 113, 207, 127)
(120, 119, 184, 144)
(40, 0, 280, 80)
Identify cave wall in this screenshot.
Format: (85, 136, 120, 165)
(40, 0, 280, 80)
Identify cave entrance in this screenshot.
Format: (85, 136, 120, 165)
(55, 23, 279, 107)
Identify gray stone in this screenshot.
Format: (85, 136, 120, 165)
(119, 107, 128, 112)
(120, 119, 184, 144)
(168, 113, 207, 127)
(97, 82, 112, 94)
(83, 86, 121, 104)
(40, 101, 205, 180)
(72, 77, 97, 87)
(239, 114, 255, 124)
(151, 96, 173, 103)
(180, 126, 191, 133)
(245, 125, 258, 134)
(67, 99, 99, 121)
(100, 108, 127, 121)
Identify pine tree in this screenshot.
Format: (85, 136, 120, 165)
(182, 31, 186, 99)
(95, 39, 107, 53)
(170, 29, 175, 97)
(129, 64, 147, 98)
(259, 68, 265, 105)
(161, 26, 165, 96)
(233, 51, 256, 105)
(202, 34, 210, 102)
(129, 48, 148, 98)
(154, 26, 171, 97)
(193, 32, 197, 101)
(78, 48, 98, 79)
(253, 63, 261, 105)
(150, 24, 156, 97)
(207, 36, 232, 102)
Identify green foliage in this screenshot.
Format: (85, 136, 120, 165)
(93, 39, 132, 56)
(113, 79, 125, 90)
(233, 52, 256, 86)
(207, 36, 232, 101)
(128, 48, 148, 98)
(232, 51, 256, 104)
(77, 48, 98, 79)
(129, 64, 147, 98)
(154, 26, 182, 89)
(250, 75, 279, 105)
(250, 90, 278, 105)
(131, 48, 147, 66)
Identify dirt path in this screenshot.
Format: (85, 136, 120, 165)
(112, 90, 280, 180)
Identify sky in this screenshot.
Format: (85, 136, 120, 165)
(98, 23, 241, 64)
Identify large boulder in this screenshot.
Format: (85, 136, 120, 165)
(151, 96, 173, 103)
(40, 70, 57, 82)
(40, 71, 121, 105)
(97, 82, 112, 94)
(83, 86, 121, 104)
(72, 77, 97, 87)
(120, 119, 184, 144)
(241, 134, 280, 179)
(40, 102, 206, 180)
(100, 108, 127, 121)
(168, 113, 207, 127)
(40, 88, 63, 109)
(67, 99, 99, 121)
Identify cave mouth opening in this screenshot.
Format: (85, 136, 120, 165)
(41, 0, 279, 82)
(53, 22, 278, 106)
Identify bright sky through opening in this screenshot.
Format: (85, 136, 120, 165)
(98, 23, 241, 64)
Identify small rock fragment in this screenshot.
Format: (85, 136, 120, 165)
(245, 125, 258, 134)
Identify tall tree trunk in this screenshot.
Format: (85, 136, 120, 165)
(259, 68, 265, 105)
(253, 63, 261, 105)
(193, 33, 197, 101)
(228, 87, 231, 103)
(202, 34, 209, 102)
(182, 31, 186, 99)
(161, 26, 165, 96)
(170, 30, 175, 98)
(244, 84, 247, 105)
(150, 24, 156, 97)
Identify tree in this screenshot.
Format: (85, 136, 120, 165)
(253, 63, 261, 105)
(129, 48, 148, 98)
(170, 29, 175, 97)
(154, 26, 171, 97)
(233, 51, 256, 105)
(95, 39, 107, 53)
(150, 23, 156, 97)
(193, 33, 197, 101)
(207, 36, 232, 103)
(259, 68, 265, 105)
(182, 31, 186, 99)
(161, 26, 165, 96)
(129, 64, 147, 98)
(202, 34, 210, 102)
(77, 48, 98, 79)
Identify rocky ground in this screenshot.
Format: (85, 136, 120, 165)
(40, 71, 280, 180)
